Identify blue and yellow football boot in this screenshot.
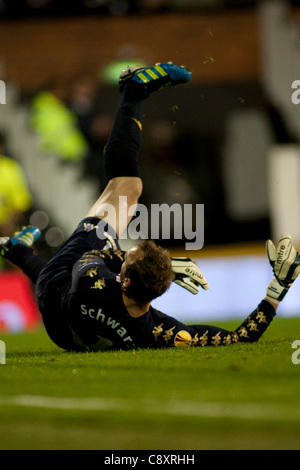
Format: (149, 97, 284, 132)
(119, 62, 192, 96)
(0, 226, 41, 257)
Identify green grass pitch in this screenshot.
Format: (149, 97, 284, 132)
(0, 316, 300, 450)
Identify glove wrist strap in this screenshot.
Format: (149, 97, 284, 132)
(266, 277, 289, 304)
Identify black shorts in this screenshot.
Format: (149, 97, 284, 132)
(35, 217, 120, 350)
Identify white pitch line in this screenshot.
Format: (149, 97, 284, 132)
(0, 395, 299, 422)
(0, 395, 123, 411)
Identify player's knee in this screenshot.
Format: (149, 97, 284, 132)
(113, 177, 142, 200)
(131, 178, 143, 200)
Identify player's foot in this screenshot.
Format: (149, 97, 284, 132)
(119, 62, 192, 97)
(0, 226, 41, 257)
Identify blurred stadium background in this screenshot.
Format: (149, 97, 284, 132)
(0, 0, 300, 332)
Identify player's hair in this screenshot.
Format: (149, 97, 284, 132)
(122, 240, 175, 304)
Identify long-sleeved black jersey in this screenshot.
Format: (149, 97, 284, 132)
(34, 218, 276, 352)
(60, 249, 276, 352)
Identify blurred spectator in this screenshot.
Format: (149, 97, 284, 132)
(67, 72, 113, 188)
(30, 76, 89, 162)
(0, 132, 32, 237)
(67, 72, 100, 140)
(141, 120, 200, 207)
(139, 120, 198, 246)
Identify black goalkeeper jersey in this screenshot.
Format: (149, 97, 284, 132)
(35, 218, 276, 353)
(65, 248, 197, 351)
(63, 249, 276, 352)
(66, 248, 147, 351)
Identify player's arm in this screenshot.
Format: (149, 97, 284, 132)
(170, 257, 209, 294)
(264, 233, 300, 308)
(98, 249, 125, 274)
(70, 249, 125, 297)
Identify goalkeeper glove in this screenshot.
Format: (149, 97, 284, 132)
(171, 257, 209, 295)
(266, 233, 300, 304)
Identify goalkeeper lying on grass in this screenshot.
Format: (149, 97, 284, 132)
(1, 62, 300, 351)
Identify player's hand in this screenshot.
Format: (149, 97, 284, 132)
(266, 233, 300, 303)
(171, 257, 209, 295)
(266, 233, 300, 287)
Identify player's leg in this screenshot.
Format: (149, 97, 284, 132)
(86, 62, 192, 238)
(85, 78, 143, 237)
(0, 226, 46, 283)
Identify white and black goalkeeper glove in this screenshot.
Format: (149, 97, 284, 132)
(171, 257, 209, 295)
(266, 233, 300, 304)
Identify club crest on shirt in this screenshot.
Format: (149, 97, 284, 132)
(83, 223, 97, 232)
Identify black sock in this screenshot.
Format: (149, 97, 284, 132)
(104, 85, 144, 184)
(6, 245, 47, 284)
